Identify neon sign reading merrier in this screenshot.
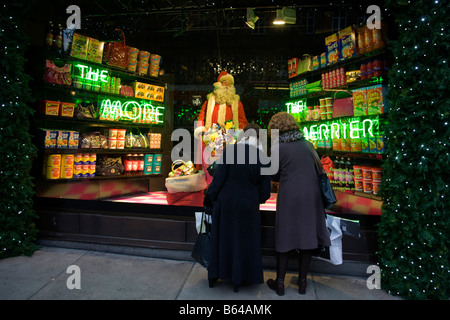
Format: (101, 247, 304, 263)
(301, 116, 380, 141)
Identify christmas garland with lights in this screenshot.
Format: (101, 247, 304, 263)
(378, 0, 449, 299)
(0, 3, 38, 258)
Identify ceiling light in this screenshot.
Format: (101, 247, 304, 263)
(273, 10, 285, 25)
(245, 8, 259, 29)
(273, 7, 296, 25)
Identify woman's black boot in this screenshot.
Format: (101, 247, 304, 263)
(267, 278, 285, 296)
(208, 277, 218, 288)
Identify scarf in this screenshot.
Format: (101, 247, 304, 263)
(279, 130, 304, 143)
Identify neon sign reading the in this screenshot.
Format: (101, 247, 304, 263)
(286, 99, 307, 114)
(74, 63, 109, 83)
(302, 116, 379, 141)
(99, 98, 164, 124)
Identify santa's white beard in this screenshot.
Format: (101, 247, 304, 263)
(214, 85, 236, 105)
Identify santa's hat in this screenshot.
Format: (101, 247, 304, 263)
(217, 71, 234, 84)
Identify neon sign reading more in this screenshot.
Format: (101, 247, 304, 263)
(99, 98, 164, 124)
(302, 116, 379, 141)
(74, 63, 109, 84)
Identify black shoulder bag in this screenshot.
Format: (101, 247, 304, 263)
(306, 142, 337, 209)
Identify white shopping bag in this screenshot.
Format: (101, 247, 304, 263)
(195, 211, 212, 234)
(314, 214, 360, 265)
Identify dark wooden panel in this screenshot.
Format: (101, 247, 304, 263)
(38, 210, 80, 234)
(79, 214, 188, 242)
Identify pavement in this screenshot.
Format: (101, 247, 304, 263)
(0, 245, 400, 302)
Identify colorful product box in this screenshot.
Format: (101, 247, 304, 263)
(312, 56, 320, 70)
(70, 33, 89, 60)
(376, 134, 386, 153)
(42, 100, 60, 116)
(339, 26, 357, 60)
(143, 163, 153, 175)
(352, 88, 368, 116)
(367, 84, 389, 115)
(40, 129, 58, 148)
(132, 82, 165, 102)
(60, 102, 75, 117)
(56, 131, 70, 148)
(67, 131, 80, 149)
(369, 136, 378, 153)
(325, 33, 340, 65)
(320, 53, 326, 68)
(361, 137, 370, 153)
(288, 58, 298, 78)
(153, 154, 162, 164)
(86, 37, 105, 64)
(144, 154, 154, 165)
(152, 163, 161, 174)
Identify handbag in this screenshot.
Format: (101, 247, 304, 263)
(191, 210, 213, 269)
(43, 60, 73, 86)
(102, 29, 129, 69)
(332, 90, 353, 118)
(95, 156, 124, 176)
(307, 141, 337, 209)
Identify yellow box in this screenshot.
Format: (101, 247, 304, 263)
(86, 37, 105, 64)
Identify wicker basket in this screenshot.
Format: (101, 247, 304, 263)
(165, 160, 208, 193)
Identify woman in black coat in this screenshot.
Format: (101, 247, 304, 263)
(267, 112, 331, 295)
(204, 124, 271, 292)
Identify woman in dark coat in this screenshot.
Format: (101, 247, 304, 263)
(267, 112, 330, 295)
(204, 124, 271, 292)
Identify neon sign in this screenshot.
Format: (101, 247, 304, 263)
(286, 99, 307, 114)
(98, 98, 164, 124)
(301, 116, 379, 141)
(73, 63, 109, 84)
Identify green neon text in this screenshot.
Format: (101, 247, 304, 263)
(99, 98, 164, 124)
(301, 116, 379, 141)
(74, 64, 109, 83)
(286, 99, 307, 114)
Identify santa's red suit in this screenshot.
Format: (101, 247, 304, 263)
(195, 71, 248, 183)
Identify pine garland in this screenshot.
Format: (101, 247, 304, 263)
(0, 3, 38, 258)
(378, 0, 449, 299)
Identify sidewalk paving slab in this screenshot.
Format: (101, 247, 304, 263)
(0, 246, 400, 301)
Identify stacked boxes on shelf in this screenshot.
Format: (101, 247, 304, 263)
(143, 153, 162, 175)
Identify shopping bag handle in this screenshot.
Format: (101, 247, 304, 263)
(114, 28, 126, 46)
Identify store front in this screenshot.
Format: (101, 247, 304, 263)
(23, 1, 390, 269)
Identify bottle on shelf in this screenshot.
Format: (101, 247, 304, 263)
(333, 156, 340, 183)
(45, 21, 54, 47)
(54, 24, 63, 53)
(124, 154, 132, 175)
(346, 157, 355, 190)
(339, 157, 347, 186)
(131, 154, 139, 175)
(138, 154, 144, 175)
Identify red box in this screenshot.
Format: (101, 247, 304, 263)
(60, 102, 75, 117)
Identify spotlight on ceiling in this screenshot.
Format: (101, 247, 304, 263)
(245, 8, 259, 29)
(273, 7, 296, 25)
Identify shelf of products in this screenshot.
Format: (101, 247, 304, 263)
(34, 30, 168, 187)
(286, 24, 390, 214)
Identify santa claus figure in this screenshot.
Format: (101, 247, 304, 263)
(195, 71, 248, 133)
(194, 71, 248, 183)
